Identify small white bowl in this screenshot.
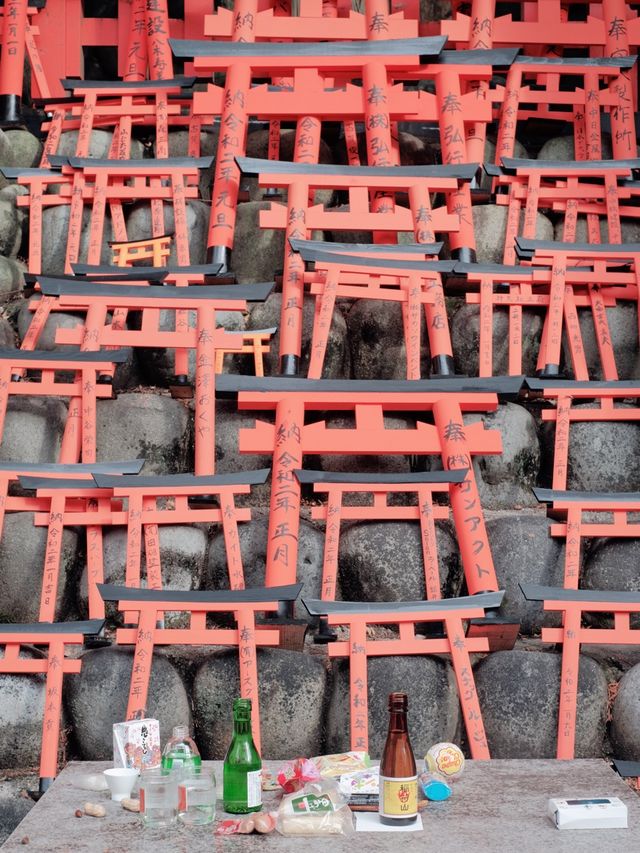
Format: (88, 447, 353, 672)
(103, 768, 139, 802)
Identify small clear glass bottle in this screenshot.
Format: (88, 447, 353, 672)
(161, 725, 202, 774)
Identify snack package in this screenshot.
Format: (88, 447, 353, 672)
(338, 767, 379, 798)
(277, 758, 321, 793)
(276, 780, 354, 836)
(113, 719, 161, 771)
(311, 751, 371, 779)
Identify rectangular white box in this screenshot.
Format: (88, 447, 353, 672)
(548, 797, 628, 830)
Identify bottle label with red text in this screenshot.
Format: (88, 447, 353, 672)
(379, 775, 418, 819)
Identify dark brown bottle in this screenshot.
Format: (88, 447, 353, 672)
(378, 692, 418, 825)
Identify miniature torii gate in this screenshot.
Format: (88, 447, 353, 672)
(0, 619, 104, 796)
(493, 55, 638, 162)
(294, 469, 467, 603)
(218, 374, 524, 596)
(0, 349, 128, 463)
(99, 583, 302, 752)
(38, 278, 273, 472)
(291, 239, 456, 378)
(515, 238, 640, 379)
(521, 583, 640, 760)
(525, 377, 640, 491)
(0, 460, 143, 618)
(448, 259, 634, 378)
(237, 157, 477, 373)
(533, 487, 640, 589)
(303, 591, 504, 756)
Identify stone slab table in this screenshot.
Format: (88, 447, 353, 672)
(3, 759, 640, 852)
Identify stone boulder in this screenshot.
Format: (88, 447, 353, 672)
(475, 650, 608, 758)
(168, 129, 217, 199)
(0, 255, 25, 297)
(214, 401, 273, 504)
(243, 292, 350, 379)
(96, 393, 191, 475)
(230, 202, 286, 284)
(41, 206, 114, 275)
(0, 513, 78, 622)
(611, 663, 640, 760)
(346, 300, 429, 380)
(0, 317, 14, 348)
(472, 204, 553, 264)
(485, 514, 565, 633)
(0, 777, 36, 845)
(192, 649, 327, 759)
(126, 199, 209, 266)
(55, 129, 144, 160)
(0, 651, 53, 767)
(0, 130, 14, 190)
(206, 509, 324, 618)
(464, 403, 541, 510)
(78, 525, 208, 626)
(575, 303, 637, 381)
(583, 539, 640, 629)
(65, 646, 191, 760)
(537, 134, 613, 161)
(337, 519, 462, 602)
(452, 302, 543, 378)
(0, 398, 67, 463)
(326, 656, 461, 757)
(0, 189, 26, 258)
(4, 128, 42, 168)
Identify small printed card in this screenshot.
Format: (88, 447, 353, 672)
(113, 718, 161, 771)
(355, 812, 424, 833)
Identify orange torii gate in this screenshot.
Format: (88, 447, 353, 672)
(448, 259, 636, 379)
(99, 583, 302, 753)
(520, 584, 640, 760)
(92, 470, 270, 596)
(290, 239, 456, 378)
(0, 619, 104, 796)
(218, 374, 524, 597)
(38, 278, 273, 472)
(303, 591, 504, 756)
(525, 377, 640, 491)
(236, 157, 477, 374)
(0, 460, 143, 619)
(0, 349, 128, 463)
(533, 487, 640, 589)
(515, 238, 640, 379)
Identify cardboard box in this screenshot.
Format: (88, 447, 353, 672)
(113, 719, 161, 771)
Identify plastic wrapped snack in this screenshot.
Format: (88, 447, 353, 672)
(311, 751, 371, 779)
(276, 780, 354, 836)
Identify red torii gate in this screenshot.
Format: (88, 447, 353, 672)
(0, 619, 104, 796)
(521, 583, 640, 760)
(236, 157, 477, 374)
(217, 374, 524, 597)
(303, 591, 504, 756)
(99, 582, 302, 753)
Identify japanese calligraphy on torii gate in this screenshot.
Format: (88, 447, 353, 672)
(217, 374, 524, 598)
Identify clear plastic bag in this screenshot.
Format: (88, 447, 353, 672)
(276, 779, 354, 836)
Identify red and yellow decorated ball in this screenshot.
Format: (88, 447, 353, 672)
(424, 743, 465, 778)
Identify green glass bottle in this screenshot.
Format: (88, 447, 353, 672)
(222, 698, 262, 814)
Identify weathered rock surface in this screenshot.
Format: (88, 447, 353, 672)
(192, 649, 327, 759)
(485, 514, 565, 633)
(611, 663, 640, 760)
(0, 514, 78, 622)
(326, 656, 461, 757)
(230, 202, 286, 284)
(96, 393, 191, 474)
(475, 650, 608, 758)
(41, 206, 114, 274)
(337, 519, 462, 601)
(0, 653, 52, 767)
(0, 255, 25, 297)
(0, 317, 14, 348)
(346, 300, 429, 380)
(537, 134, 613, 161)
(0, 398, 67, 463)
(78, 525, 208, 625)
(206, 509, 324, 617)
(4, 128, 42, 168)
(65, 646, 191, 760)
(214, 400, 273, 505)
(55, 130, 144, 160)
(583, 539, 640, 624)
(0, 190, 26, 258)
(244, 292, 350, 379)
(472, 204, 553, 264)
(465, 403, 541, 510)
(126, 200, 209, 265)
(0, 776, 36, 845)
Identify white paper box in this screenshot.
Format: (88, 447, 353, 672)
(547, 797, 628, 830)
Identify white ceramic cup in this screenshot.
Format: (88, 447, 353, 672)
(103, 768, 139, 802)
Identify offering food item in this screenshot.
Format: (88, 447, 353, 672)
(379, 693, 418, 826)
(223, 698, 262, 814)
(122, 798, 141, 813)
(253, 813, 277, 833)
(276, 781, 354, 836)
(311, 752, 371, 778)
(425, 743, 465, 779)
(83, 802, 106, 818)
(215, 813, 277, 835)
(276, 758, 321, 793)
(113, 718, 161, 772)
